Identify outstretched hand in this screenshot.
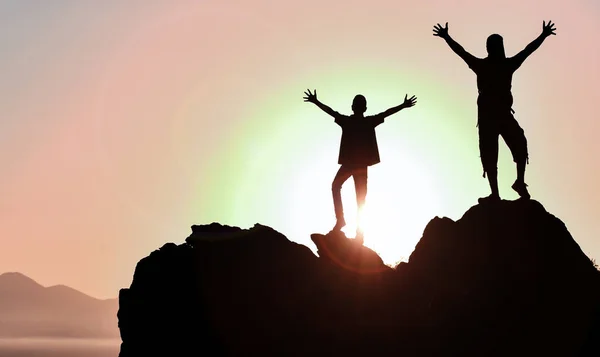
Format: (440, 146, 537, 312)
(433, 22, 449, 39)
(402, 94, 417, 108)
(542, 20, 557, 37)
(303, 89, 318, 103)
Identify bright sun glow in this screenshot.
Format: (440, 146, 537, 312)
(222, 66, 454, 266)
(338, 149, 442, 265)
(280, 129, 443, 266)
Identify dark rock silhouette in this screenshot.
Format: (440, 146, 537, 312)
(311, 231, 390, 274)
(118, 200, 600, 356)
(0, 272, 119, 338)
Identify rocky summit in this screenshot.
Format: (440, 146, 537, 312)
(118, 200, 600, 356)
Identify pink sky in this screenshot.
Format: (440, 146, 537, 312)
(0, 0, 598, 298)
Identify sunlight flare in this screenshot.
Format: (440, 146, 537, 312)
(340, 155, 442, 264)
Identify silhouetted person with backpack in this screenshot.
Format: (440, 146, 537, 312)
(303, 89, 416, 243)
(433, 21, 557, 203)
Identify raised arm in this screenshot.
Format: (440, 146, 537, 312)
(377, 94, 417, 119)
(433, 22, 478, 68)
(512, 20, 557, 68)
(303, 89, 338, 118)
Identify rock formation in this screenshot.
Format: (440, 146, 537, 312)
(118, 200, 600, 356)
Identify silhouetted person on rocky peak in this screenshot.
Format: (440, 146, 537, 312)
(303, 89, 416, 244)
(433, 20, 557, 203)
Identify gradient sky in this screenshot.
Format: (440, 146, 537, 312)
(0, 0, 598, 299)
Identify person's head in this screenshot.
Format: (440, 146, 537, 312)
(486, 34, 506, 59)
(352, 94, 367, 114)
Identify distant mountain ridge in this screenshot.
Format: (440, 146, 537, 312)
(0, 272, 119, 338)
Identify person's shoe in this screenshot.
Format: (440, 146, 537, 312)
(511, 181, 531, 200)
(478, 193, 501, 204)
(332, 218, 346, 232)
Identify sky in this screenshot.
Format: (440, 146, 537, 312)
(0, 0, 598, 299)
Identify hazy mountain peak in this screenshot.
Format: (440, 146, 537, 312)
(0, 272, 43, 291)
(0, 273, 119, 338)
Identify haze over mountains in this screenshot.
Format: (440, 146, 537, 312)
(0, 272, 119, 338)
